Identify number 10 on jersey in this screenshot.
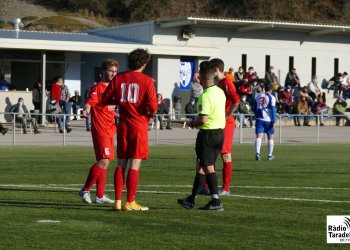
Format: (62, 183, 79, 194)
(120, 83, 139, 103)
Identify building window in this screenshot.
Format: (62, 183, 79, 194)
(289, 56, 294, 71)
(311, 57, 316, 77)
(265, 55, 270, 72)
(242, 54, 247, 71)
(334, 58, 339, 76)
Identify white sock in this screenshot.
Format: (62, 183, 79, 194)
(268, 139, 274, 156)
(255, 138, 262, 154)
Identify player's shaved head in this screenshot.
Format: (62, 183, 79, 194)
(199, 61, 215, 81)
(209, 58, 225, 73)
(128, 48, 151, 70)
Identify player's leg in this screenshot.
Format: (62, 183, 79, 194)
(200, 130, 224, 210)
(255, 120, 264, 161)
(114, 158, 127, 211)
(220, 123, 234, 195)
(124, 126, 149, 211)
(95, 136, 115, 203)
(267, 124, 275, 160)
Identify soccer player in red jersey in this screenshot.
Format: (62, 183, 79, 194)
(79, 59, 119, 204)
(210, 58, 240, 196)
(102, 48, 157, 211)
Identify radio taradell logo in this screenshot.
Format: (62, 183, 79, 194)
(327, 216, 350, 243)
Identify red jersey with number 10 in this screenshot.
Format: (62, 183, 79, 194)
(86, 82, 116, 137)
(102, 71, 157, 129)
(218, 77, 240, 125)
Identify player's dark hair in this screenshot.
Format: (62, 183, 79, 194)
(209, 58, 224, 72)
(199, 61, 215, 80)
(128, 48, 151, 70)
(101, 59, 119, 71)
(265, 83, 274, 92)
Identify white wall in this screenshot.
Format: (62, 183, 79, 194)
(154, 25, 350, 87)
(64, 53, 81, 96)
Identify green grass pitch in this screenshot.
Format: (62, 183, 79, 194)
(0, 144, 349, 249)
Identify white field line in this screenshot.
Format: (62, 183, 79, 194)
(0, 184, 350, 204)
(1, 183, 350, 191)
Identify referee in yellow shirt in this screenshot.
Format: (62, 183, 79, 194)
(178, 61, 226, 211)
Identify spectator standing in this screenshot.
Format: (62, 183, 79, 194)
(70, 90, 83, 120)
(190, 73, 203, 104)
(50, 77, 62, 103)
(0, 73, 10, 91)
(9, 97, 41, 134)
(32, 81, 42, 110)
(156, 93, 172, 130)
(178, 60, 226, 210)
(333, 97, 350, 126)
(265, 66, 276, 84)
(102, 48, 158, 211)
(79, 59, 119, 204)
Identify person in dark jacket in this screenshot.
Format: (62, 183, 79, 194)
(156, 93, 171, 130)
(9, 97, 41, 134)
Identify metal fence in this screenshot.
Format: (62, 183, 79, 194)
(0, 112, 349, 147)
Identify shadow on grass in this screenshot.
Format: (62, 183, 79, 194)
(0, 199, 113, 211)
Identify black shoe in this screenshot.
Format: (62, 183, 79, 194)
(199, 199, 224, 211)
(73, 117, 77, 120)
(159, 127, 164, 130)
(23, 130, 27, 134)
(166, 126, 172, 130)
(66, 128, 72, 133)
(86, 128, 91, 132)
(199, 187, 211, 195)
(1, 128, 8, 135)
(34, 130, 41, 134)
(177, 196, 195, 210)
(59, 129, 64, 133)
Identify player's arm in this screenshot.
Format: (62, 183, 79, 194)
(226, 82, 240, 119)
(101, 78, 117, 106)
(187, 114, 208, 128)
(271, 98, 277, 129)
(82, 86, 97, 118)
(145, 79, 158, 118)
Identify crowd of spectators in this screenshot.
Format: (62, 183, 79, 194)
(221, 66, 350, 127)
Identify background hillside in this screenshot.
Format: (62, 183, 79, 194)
(1, 0, 350, 32)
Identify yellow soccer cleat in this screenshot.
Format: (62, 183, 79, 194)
(124, 201, 149, 211)
(113, 200, 122, 211)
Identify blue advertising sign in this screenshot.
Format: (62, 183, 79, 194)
(180, 59, 194, 90)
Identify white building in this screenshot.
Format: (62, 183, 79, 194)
(1, 17, 350, 121)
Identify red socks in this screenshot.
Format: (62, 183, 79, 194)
(222, 161, 233, 191)
(114, 167, 125, 200)
(83, 164, 102, 191)
(203, 183, 209, 189)
(126, 169, 139, 202)
(96, 168, 107, 199)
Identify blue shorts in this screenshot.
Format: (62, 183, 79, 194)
(255, 120, 275, 136)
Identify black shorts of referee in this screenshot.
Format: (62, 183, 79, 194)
(195, 129, 224, 167)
